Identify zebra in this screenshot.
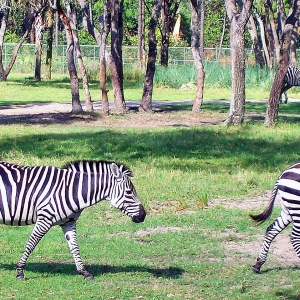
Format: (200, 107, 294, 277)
(249, 162, 300, 273)
(280, 65, 300, 104)
(0, 160, 146, 280)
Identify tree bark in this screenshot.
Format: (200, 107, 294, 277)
(191, 0, 205, 113)
(160, 0, 180, 67)
(45, 7, 54, 80)
(138, 0, 145, 70)
(34, 13, 44, 81)
(265, 1, 300, 127)
(69, 5, 93, 112)
(0, 3, 47, 81)
(247, 14, 265, 68)
(79, 0, 110, 115)
(139, 0, 162, 112)
(56, 0, 83, 113)
(108, 0, 127, 114)
(224, 0, 253, 126)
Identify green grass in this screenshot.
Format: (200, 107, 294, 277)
(1, 71, 300, 298)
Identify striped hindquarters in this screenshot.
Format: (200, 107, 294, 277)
(285, 66, 300, 87)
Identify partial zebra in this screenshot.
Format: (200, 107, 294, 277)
(0, 160, 146, 280)
(280, 65, 300, 104)
(249, 162, 300, 273)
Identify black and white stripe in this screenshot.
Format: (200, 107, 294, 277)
(280, 65, 300, 104)
(249, 162, 300, 273)
(0, 160, 146, 280)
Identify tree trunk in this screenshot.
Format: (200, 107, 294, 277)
(45, 7, 54, 80)
(191, 0, 205, 113)
(99, 0, 110, 115)
(57, 0, 83, 113)
(79, 0, 111, 115)
(0, 4, 46, 81)
(254, 13, 272, 69)
(138, 0, 145, 70)
(109, 0, 127, 114)
(247, 15, 265, 68)
(34, 13, 44, 81)
(70, 5, 93, 112)
(139, 0, 162, 112)
(161, 0, 170, 67)
(224, 0, 253, 126)
(160, 0, 181, 67)
(265, 1, 300, 127)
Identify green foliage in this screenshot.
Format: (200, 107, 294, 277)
(77, 30, 97, 46)
(4, 31, 19, 43)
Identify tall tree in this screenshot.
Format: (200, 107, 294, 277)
(0, 1, 47, 81)
(45, 6, 54, 80)
(56, 0, 83, 113)
(223, 0, 253, 126)
(139, 0, 162, 112)
(79, 0, 111, 115)
(265, 0, 300, 127)
(34, 13, 44, 81)
(108, 0, 127, 114)
(137, 0, 145, 70)
(67, 2, 93, 112)
(191, 0, 205, 113)
(160, 0, 180, 67)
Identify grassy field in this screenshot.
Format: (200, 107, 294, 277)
(1, 74, 300, 299)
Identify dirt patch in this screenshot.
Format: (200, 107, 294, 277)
(0, 101, 226, 127)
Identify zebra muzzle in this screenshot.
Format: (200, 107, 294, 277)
(131, 204, 146, 223)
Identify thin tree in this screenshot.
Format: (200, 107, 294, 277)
(160, 0, 180, 67)
(265, 0, 300, 127)
(34, 13, 44, 81)
(139, 0, 162, 112)
(0, 1, 47, 81)
(137, 0, 145, 70)
(45, 6, 54, 80)
(223, 0, 253, 126)
(191, 0, 205, 113)
(108, 0, 127, 114)
(79, 0, 111, 115)
(66, 2, 93, 112)
(55, 0, 83, 113)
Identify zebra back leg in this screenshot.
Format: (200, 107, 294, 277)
(253, 209, 292, 273)
(60, 221, 94, 280)
(290, 223, 300, 259)
(281, 84, 292, 104)
(16, 218, 53, 279)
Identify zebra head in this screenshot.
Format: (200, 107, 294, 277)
(108, 163, 146, 223)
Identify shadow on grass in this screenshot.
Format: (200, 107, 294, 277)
(275, 290, 300, 300)
(0, 262, 184, 280)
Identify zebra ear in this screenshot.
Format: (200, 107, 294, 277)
(111, 163, 122, 179)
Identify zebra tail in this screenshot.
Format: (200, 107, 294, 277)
(249, 182, 279, 224)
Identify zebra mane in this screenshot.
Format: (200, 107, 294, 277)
(64, 160, 133, 177)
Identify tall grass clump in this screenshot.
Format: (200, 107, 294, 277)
(204, 62, 232, 88)
(245, 65, 275, 90)
(154, 65, 196, 88)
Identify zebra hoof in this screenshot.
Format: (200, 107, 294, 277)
(16, 273, 25, 280)
(84, 273, 94, 280)
(252, 265, 261, 274)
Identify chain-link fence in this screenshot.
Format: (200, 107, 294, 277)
(3, 43, 257, 75)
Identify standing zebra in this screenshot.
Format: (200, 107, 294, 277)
(280, 65, 300, 104)
(0, 160, 146, 280)
(249, 162, 300, 273)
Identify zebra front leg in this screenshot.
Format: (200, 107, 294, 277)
(16, 218, 52, 279)
(60, 221, 94, 280)
(253, 211, 292, 273)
